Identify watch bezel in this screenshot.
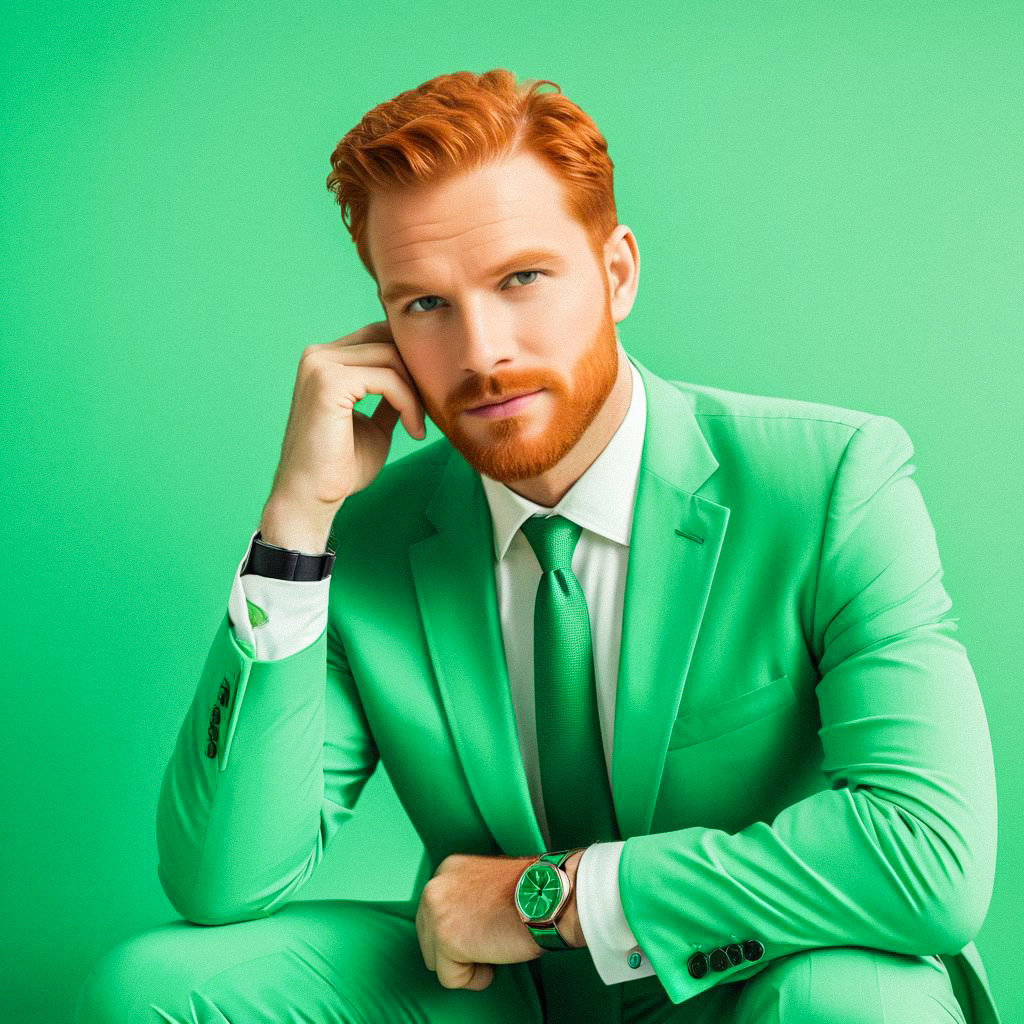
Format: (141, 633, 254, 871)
(514, 860, 570, 927)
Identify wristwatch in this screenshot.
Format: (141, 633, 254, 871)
(514, 848, 583, 951)
(240, 530, 336, 581)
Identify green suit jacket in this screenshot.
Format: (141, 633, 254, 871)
(157, 352, 1000, 1022)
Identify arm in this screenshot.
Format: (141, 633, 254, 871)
(617, 414, 998, 1004)
(228, 528, 333, 661)
(155, 530, 379, 925)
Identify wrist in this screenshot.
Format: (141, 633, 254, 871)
(514, 847, 587, 951)
(260, 493, 339, 553)
(561, 848, 586, 948)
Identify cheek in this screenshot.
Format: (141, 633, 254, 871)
(517, 287, 595, 361)
(547, 282, 590, 324)
(393, 342, 430, 389)
(394, 333, 458, 417)
(406, 362, 446, 414)
(559, 277, 609, 336)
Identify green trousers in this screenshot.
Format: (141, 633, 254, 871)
(73, 898, 967, 1024)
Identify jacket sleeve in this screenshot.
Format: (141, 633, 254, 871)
(229, 527, 332, 662)
(616, 414, 998, 1005)
(155, 546, 380, 925)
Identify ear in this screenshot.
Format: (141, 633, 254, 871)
(603, 225, 640, 323)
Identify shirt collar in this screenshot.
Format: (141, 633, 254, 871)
(480, 354, 647, 562)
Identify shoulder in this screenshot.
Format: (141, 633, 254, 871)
(672, 378, 873, 429)
(667, 377, 911, 459)
(658, 377, 915, 508)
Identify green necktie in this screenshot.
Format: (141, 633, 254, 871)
(521, 513, 621, 850)
(521, 514, 623, 1024)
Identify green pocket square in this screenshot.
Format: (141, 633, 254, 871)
(245, 599, 268, 629)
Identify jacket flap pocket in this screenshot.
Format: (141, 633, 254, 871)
(668, 673, 795, 749)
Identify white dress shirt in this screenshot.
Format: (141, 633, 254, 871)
(227, 354, 654, 984)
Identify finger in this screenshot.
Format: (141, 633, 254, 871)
(369, 369, 425, 438)
(320, 323, 408, 380)
(466, 963, 495, 991)
(435, 951, 479, 991)
(368, 393, 401, 435)
(325, 320, 395, 348)
(315, 323, 419, 401)
(325, 337, 418, 395)
(346, 365, 425, 438)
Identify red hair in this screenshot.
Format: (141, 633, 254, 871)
(325, 69, 619, 280)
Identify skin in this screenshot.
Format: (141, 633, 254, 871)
(364, 147, 640, 990)
(367, 147, 640, 504)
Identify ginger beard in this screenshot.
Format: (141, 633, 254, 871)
(419, 289, 620, 484)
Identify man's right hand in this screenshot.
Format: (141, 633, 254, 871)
(259, 320, 428, 552)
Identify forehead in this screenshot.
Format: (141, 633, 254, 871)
(367, 149, 590, 290)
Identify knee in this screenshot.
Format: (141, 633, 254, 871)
(735, 946, 884, 1024)
(73, 925, 188, 1024)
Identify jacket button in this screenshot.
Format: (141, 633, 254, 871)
(742, 939, 765, 962)
(686, 951, 709, 979)
(208, 723, 219, 741)
(211, 705, 221, 725)
(726, 943, 743, 966)
(709, 947, 730, 972)
(205, 740, 217, 758)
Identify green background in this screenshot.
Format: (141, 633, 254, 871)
(2, 2, 1020, 1019)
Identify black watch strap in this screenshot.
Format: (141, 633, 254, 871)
(241, 530, 336, 582)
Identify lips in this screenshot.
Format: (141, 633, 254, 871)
(469, 389, 540, 411)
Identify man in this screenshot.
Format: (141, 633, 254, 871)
(74, 69, 1000, 1024)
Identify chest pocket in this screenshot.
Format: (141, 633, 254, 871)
(653, 672, 816, 834)
(668, 672, 797, 749)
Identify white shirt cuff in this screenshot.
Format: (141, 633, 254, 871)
(227, 528, 331, 661)
(575, 840, 654, 984)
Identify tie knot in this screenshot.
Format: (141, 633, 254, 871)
(520, 514, 582, 573)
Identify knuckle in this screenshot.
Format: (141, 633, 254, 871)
(308, 354, 340, 383)
(299, 351, 325, 378)
(302, 361, 328, 388)
(421, 878, 441, 907)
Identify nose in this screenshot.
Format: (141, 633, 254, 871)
(453, 296, 518, 376)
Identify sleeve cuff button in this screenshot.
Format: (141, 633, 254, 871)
(742, 939, 765, 962)
(687, 951, 709, 979)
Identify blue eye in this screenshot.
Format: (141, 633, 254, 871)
(403, 270, 543, 315)
(509, 270, 540, 286)
(406, 295, 443, 314)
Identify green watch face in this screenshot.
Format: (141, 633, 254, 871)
(515, 862, 564, 922)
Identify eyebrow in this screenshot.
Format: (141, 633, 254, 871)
(378, 246, 566, 306)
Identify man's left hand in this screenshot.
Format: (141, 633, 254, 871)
(416, 850, 586, 991)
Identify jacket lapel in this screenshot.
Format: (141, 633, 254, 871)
(408, 449, 548, 856)
(611, 357, 728, 839)
(407, 354, 728, 854)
